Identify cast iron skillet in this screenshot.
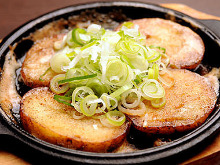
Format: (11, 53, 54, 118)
(0, 1, 220, 164)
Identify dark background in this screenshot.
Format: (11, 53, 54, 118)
(0, 0, 220, 38)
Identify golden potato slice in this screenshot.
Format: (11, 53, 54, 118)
(20, 35, 64, 87)
(20, 87, 130, 152)
(116, 18, 205, 69)
(128, 69, 217, 134)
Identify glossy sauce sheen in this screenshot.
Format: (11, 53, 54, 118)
(0, 50, 21, 123)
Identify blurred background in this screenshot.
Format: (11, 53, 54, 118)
(0, 0, 220, 38)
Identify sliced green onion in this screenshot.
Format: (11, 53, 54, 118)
(71, 86, 94, 112)
(149, 45, 166, 54)
(121, 89, 141, 108)
(118, 101, 146, 116)
(50, 53, 71, 73)
(58, 74, 97, 84)
(146, 46, 162, 63)
(64, 88, 75, 97)
(54, 95, 72, 106)
(148, 63, 159, 80)
(66, 30, 78, 47)
(130, 55, 149, 71)
(65, 68, 88, 87)
(148, 68, 154, 79)
(39, 67, 51, 81)
(87, 24, 105, 40)
(87, 24, 101, 33)
(104, 59, 129, 86)
(106, 110, 125, 126)
(72, 28, 91, 46)
(80, 94, 98, 116)
(54, 35, 67, 50)
(54, 95, 72, 101)
(101, 93, 118, 111)
(152, 63, 159, 80)
(81, 40, 98, 51)
(49, 23, 170, 119)
(66, 51, 76, 59)
(141, 79, 165, 100)
(50, 74, 69, 94)
(116, 39, 140, 58)
(161, 54, 170, 67)
(158, 70, 175, 88)
(122, 22, 134, 28)
(99, 115, 115, 127)
(84, 56, 101, 73)
(120, 54, 135, 69)
(151, 97, 166, 108)
(110, 83, 133, 100)
(86, 78, 108, 97)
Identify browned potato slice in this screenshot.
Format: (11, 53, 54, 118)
(20, 87, 130, 152)
(116, 18, 205, 69)
(128, 69, 217, 134)
(20, 35, 64, 87)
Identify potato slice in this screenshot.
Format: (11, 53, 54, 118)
(116, 18, 205, 69)
(20, 87, 130, 152)
(20, 35, 64, 88)
(128, 69, 217, 134)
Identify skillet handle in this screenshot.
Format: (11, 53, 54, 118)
(198, 19, 220, 39)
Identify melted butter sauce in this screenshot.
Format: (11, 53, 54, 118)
(0, 49, 21, 123)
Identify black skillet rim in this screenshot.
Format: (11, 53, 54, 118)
(0, 1, 220, 164)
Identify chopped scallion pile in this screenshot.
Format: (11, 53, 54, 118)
(48, 22, 170, 127)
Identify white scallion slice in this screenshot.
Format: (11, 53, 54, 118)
(71, 86, 94, 112)
(54, 35, 67, 50)
(106, 110, 125, 126)
(50, 53, 71, 73)
(151, 97, 166, 108)
(118, 101, 147, 116)
(148, 63, 159, 80)
(86, 79, 108, 97)
(110, 83, 133, 100)
(158, 70, 175, 88)
(101, 93, 118, 111)
(103, 59, 132, 86)
(80, 94, 98, 116)
(50, 74, 69, 94)
(121, 89, 141, 108)
(66, 68, 87, 87)
(140, 79, 165, 100)
(99, 115, 115, 127)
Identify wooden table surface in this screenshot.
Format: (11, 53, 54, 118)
(1, 1, 220, 164)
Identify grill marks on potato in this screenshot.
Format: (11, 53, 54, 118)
(20, 35, 64, 87)
(117, 18, 205, 69)
(128, 69, 217, 134)
(20, 87, 130, 152)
